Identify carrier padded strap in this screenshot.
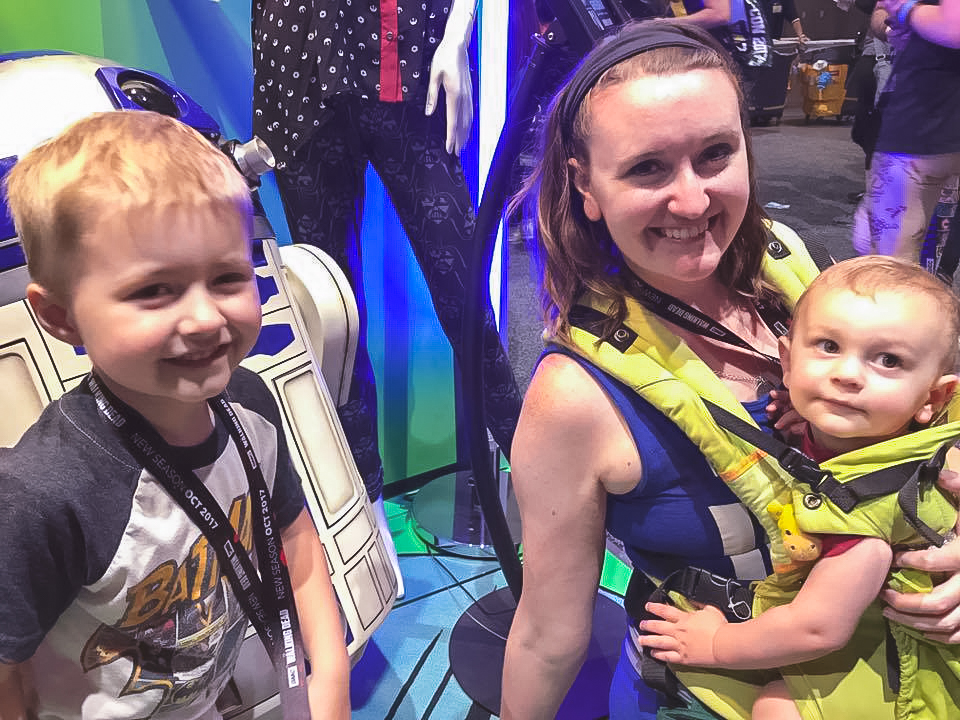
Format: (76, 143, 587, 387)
(800, 235, 835, 272)
(568, 304, 608, 339)
(704, 400, 836, 491)
(705, 400, 949, 545)
(895, 444, 951, 547)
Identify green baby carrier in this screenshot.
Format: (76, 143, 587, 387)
(561, 222, 960, 720)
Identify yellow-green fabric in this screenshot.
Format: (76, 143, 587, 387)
(559, 221, 960, 720)
(560, 221, 819, 574)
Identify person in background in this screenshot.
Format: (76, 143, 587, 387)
(500, 18, 960, 720)
(0, 111, 350, 719)
(671, 0, 734, 28)
(762, 0, 810, 43)
(671, 0, 775, 68)
(251, 1, 523, 597)
(852, 0, 960, 260)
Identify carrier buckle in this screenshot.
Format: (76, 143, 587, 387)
(777, 446, 831, 490)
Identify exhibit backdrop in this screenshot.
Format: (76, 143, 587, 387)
(0, 0, 510, 488)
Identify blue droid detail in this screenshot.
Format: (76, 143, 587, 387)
(0, 242, 25, 273)
(256, 274, 279, 307)
(251, 239, 268, 268)
(1, 156, 18, 242)
(94, 67, 220, 140)
(249, 324, 295, 360)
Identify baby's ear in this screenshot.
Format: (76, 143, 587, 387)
(26, 283, 82, 347)
(778, 334, 793, 389)
(915, 374, 959, 425)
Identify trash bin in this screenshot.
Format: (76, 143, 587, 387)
(800, 61, 848, 123)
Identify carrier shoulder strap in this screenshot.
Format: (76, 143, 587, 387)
(704, 400, 951, 547)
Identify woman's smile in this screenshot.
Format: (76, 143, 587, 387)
(652, 219, 711, 241)
(574, 68, 749, 292)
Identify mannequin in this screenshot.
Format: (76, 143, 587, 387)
(252, 0, 523, 597)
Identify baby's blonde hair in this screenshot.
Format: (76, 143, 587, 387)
(4, 110, 252, 295)
(793, 255, 960, 373)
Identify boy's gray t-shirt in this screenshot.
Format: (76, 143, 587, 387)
(0, 366, 306, 719)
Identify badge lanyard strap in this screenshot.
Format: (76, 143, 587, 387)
(86, 374, 310, 718)
(209, 395, 310, 700)
(628, 274, 790, 364)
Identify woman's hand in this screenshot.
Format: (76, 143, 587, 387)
(881, 470, 960, 643)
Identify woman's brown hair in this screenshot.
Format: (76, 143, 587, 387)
(510, 19, 770, 345)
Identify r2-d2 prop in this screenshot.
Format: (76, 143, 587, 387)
(0, 52, 397, 719)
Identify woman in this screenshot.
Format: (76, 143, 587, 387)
(500, 19, 960, 719)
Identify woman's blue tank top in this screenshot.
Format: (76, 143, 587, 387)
(549, 347, 775, 583)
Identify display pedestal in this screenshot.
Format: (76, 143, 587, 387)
(449, 586, 627, 718)
(411, 468, 521, 559)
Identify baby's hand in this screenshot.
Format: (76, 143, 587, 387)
(767, 388, 807, 439)
(636, 602, 727, 667)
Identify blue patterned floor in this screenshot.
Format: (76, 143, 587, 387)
(350, 496, 630, 720)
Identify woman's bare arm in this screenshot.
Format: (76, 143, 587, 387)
(501, 354, 641, 719)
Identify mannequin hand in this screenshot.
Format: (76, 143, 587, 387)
(882, 505, 960, 643)
(637, 602, 727, 666)
(425, 35, 473, 155)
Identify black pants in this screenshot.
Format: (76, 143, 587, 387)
(274, 94, 521, 499)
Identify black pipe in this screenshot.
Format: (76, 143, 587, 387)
(461, 32, 555, 602)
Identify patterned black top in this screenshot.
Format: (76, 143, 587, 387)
(252, 0, 454, 167)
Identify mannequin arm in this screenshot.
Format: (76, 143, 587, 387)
(425, 0, 478, 155)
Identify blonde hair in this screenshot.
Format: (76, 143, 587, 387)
(4, 110, 252, 295)
(794, 255, 960, 373)
(510, 19, 769, 345)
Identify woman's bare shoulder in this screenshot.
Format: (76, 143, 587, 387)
(517, 351, 641, 494)
(521, 353, 613, 428)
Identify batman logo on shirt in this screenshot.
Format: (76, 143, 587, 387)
(79, 494, 253, 713)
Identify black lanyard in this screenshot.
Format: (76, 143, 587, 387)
(86, 374, 310, 719)
(628, 274, 790, 365)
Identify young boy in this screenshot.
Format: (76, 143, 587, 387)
(637, 255, 960, 719)
(0, 111, 349, 719)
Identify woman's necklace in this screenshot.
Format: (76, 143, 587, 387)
(688, 317, 781, 397)
(711, 368, 778, 396)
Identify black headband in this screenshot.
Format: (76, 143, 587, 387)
(558, 22, 718, 141)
